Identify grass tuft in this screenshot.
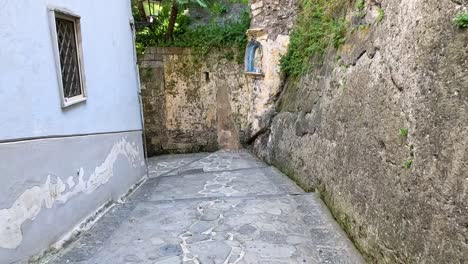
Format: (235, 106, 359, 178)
(399, 128, 409, 138)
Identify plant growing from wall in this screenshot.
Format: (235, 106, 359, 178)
(398, 128, 414, 169)
(403, 144, 414, 169)
(355, 0, 366, 19)
(399, 128, 409, 138)
(377, 8, 385, 22)
(280, 0, 348, 77)
(454, 12, 468, 29)
(355, 0, 365, 11)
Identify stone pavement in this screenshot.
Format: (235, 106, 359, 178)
(47, 150, 364, 264)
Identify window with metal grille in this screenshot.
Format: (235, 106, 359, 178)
(49, 9, 86, 107)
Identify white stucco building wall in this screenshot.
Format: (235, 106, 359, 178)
(0, 0, 142, 140)
(0, 1, 147, 263)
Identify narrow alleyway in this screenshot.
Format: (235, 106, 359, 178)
(47, 151, 364, 264)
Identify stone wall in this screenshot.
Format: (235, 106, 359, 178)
(139, 0, 298, 155)
(244, 0, 297, 139)
(253, 0, 468, 263)
(140, 47, 249, 156)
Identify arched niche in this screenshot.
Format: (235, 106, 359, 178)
(245, 40, 263, 74)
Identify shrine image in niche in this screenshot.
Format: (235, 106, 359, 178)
(245, 40, 262, 74)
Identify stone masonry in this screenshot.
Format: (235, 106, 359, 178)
(139, 48, 250, 156)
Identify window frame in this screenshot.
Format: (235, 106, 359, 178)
(48, 7, 87, 108)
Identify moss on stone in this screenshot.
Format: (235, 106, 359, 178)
(277, 77, 302, 113)
(271, 159, 315, 192)
(315, 183, 376, 263)
(143, 68, 153, 80)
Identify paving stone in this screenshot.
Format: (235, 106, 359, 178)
(123, 254, 141, 262)
(185, 233, 211, 244)
(154, 256, 182, 264)
(189, 221, 213, 233)
(187, 241, 231, 264)
(47, 150, 364, 264)
(259, 231, 288, 244)
(200, 209, 221, 221)
(237, 224, 257, 235)
(159, 244, 182, 256)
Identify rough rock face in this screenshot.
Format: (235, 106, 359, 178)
(140, 48, 249, 155)
(254, 0, 468, 263)
(250, 0, 296, 39)
(244, 0, 297, 139)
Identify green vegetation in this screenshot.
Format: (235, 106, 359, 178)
(398, 128, 414, 169)
(280, 0, 348, 77)
(399, 128, 409, 138)
(377, 8, 385, 22)
(166, 0, 209, 41)
(403, 159, 413, 169)
(403, 144, 414, 169)
(224, 50, 235, 61)
(330, 18, 347, 48)
(133, 0, 250, 59)
(454, 12, 468, 29)
(354, 0, 366, 20)
(210, 2, 229, 16)
(167, 10, 250, 59)
(355, 0, 365, 11)
(227, 0, 248, 4)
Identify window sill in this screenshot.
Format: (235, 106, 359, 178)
(62, 96, 87, 108)
(245, 72, 264, 77)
